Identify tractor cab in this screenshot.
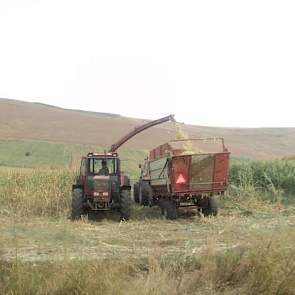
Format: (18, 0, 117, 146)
(75, 152, 125, 212)
(85, 152, 119, 176)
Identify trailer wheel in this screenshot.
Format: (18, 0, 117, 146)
(133, 183, 139, 203)
(71, 188, 84, 220)
(201, 196, 218, 217)
(120, 189, 131, 220)
(139, 181, 149, 206)
(160, 200, 177, 220)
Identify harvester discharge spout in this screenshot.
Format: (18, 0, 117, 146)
(109, 114, 175, 153)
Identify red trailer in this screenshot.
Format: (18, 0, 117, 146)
(134, 138, 230, 219)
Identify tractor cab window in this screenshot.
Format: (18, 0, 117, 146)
(89, 158, 117, 176)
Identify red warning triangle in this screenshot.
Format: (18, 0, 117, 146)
(176, 174, 186, 184)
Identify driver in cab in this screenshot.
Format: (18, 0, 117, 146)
(98, 159, 109, 176)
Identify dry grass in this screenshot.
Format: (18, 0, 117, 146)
(1, 227, 295, 295)
(1, 166, 295, 294)
(0, 166, 74, 217)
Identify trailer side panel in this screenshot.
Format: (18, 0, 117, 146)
(150, 157, 169, 187)
(190, 154, 215, 192)
(213, 153, 230, 191)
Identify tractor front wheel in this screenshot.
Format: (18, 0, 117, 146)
(120, 189, 131, 220)
(71, 188, 84, 220)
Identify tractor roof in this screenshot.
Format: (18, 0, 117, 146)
(87, 152, 118, 158)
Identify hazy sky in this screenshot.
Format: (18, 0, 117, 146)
(0, 0, 294, 127)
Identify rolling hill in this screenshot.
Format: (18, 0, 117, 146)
(1, 98, 295, 160)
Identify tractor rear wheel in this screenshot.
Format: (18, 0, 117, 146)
(160, 200, 177, 220)
(139, 181, 150, 206)
(71, 188, 84, 220)
(201, 196, 218, 216)
(120, 189, 131, 220)
(133, 183, 139, 203)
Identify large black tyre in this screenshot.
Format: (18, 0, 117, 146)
(133, 183, 139, 203)
(120, 189, 131, 220)
(201, 196, 218, 217)
(160, 200, 177, 220)
(71, 188, 84, 220)
(139, 181, 150, 206)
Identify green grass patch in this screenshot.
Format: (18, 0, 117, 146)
(230, 159, 295, 204)
(0, 139, 145, 179)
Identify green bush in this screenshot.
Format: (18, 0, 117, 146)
(230, 159, 295, 203)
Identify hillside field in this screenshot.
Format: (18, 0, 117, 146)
(1, 98, 295, 160)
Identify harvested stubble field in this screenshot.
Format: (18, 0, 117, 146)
(1, 166, 295, 294)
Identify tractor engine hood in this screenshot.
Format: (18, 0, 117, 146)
(86, 175, 110, 198)
(92, 175, 110, 191)
(86, 175, 120, 204)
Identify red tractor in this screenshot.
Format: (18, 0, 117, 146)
(71, 115, 175, 220)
